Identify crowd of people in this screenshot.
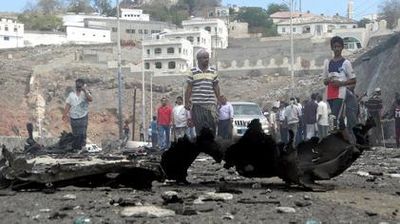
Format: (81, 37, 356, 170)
(62, 36, 400, 151)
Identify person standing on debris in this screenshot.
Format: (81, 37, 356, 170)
(303, 93, 319, 140)
(365, 88, 384, 146)
(217, 95, 234, 140)
(62, 78, 93, 150)
(150, 116, 158, 149)
(185, 49, 221, 136)
(157, 97, 173, 150)
(285, 97, 301, 146)
(323, 36, 357, 142)
(123, 120, 130, 143)
(172, 96, 188, 140)
(278, 101, 288, 143)
(269, 102, 279, 140)
(139, 123, 145, 142)
(316, 94, 330, 139)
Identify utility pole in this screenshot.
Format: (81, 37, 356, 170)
(141, 36, 146, 142)
(289, 0, 295, 97)
(116, 0, 123, 139)
(132, 87, 137, 141)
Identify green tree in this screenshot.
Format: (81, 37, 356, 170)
(265, 3, 289, 16)
(235, 7, 277, 36)
(357, 18, 372, 28)
(379, 0, 400, 29)
(18, 13, 63, 31)
(93, 0, 113, 16)
(67, 0, 93, 14)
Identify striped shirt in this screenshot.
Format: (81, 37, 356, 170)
(187, 67, 218, 105)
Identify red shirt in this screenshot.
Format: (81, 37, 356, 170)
(157, 105, 172, 125)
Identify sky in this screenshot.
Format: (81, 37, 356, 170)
(0, 0, 382, 20)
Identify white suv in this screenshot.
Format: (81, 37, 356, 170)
(231, 102, 270, 137)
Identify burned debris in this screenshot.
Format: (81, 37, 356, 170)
(161, 118, 375, 191)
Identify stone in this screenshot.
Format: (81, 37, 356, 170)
(356, 171, 371, 177)
(251, 183, 262, 189)
(294, 201, 312, 207)
(120, 206, 175, 218)
(193, 192, 233, 204)
(276, 207, 296, 213)
(303, 195, 312, 200)
(62, 194, 77, 200)
(222, 212, 235, 220)
(161, 191, 183, 204)
(389, 174, 400, 178)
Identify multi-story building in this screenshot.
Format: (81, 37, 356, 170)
(159, 29, 212, 57)
(275, 14, 357, 36)
(0, 18, 24, 49)
(84, 17, 177, 43)
(121, 8, 149, 21)
(142, 38, 193, 76)
(182, 18, 228, 49)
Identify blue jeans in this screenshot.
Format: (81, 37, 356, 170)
(158, 125, 171, 149)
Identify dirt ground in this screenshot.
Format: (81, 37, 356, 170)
(0, 146, 399, 224)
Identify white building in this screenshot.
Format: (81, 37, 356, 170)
(182, 18, 228, 49)
(159, 29, 212, 57)
(121, 8, 150, 21)
(275, 14, 357, 36)
(63, 14, 104, 27)
(66, 26, 111, 44)
(0, 18, 24, 49)
(142, 38, 193, 75)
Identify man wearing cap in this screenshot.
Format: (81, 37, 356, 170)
(185, 49, 221, 136)
(365, 88, 384, 146)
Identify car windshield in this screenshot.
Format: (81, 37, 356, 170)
(232, 104, 262, 116)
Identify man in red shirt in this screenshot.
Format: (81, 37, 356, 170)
(157, 97, 172, 150)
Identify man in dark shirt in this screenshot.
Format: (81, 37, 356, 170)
(303, 93, 319, 140)
(365, 88, 384, 146)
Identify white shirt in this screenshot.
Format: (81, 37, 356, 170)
(173, 105, 187, 128)
(66, 91, 89, 119)
(218, 102, 234, 120)
(317, 101, 329, 126)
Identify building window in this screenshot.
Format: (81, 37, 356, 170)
(167, 47, 174, 54)
(197, 37, 200, 43)
(293, 27, 296, 32)
(168, 61, 176, 69)
(145, 63, 150, 69)
(93, 34, 96, 37)
(179, 48, 181, 53)
(138, 29, 143, 34)
(5, 26, 8, 31)
(187, 36, 194, 43)
(14, 27, 17, 32)
(282, 27, 286, 33)
(155, 48, 162, 54)
(144, 30, 148, 34)
(4, 36, 10, 41)
(82, 33, 86, 36)
(155, 62, 162, 69)
(147, 49, 150, 55)
(205, 26, 211, 32)
(112, 27, 117, 32)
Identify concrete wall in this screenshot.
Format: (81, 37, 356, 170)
(24, 32, 68, 47)
(67, 26, 111, 44)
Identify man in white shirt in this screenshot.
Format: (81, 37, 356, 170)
(172, 96, 188, 139)
(285, 98, 301, 146)
(62, 78, 93, 150)
(316, 94, 330, 139)
(217, 95, 234, 139)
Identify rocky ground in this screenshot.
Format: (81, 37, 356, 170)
(0, 146, 399, 224)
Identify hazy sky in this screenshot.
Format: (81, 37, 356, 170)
(0, 0, 381, 20)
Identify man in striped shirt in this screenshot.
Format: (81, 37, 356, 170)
(185, 49, 221, 136)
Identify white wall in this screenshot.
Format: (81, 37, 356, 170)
(0, 18, 24, 49)
(24, 32, 67, 47)
(67, 26, 111, 44)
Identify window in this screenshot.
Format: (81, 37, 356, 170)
(5, 26, 8, 31)
(155, 62, 162, 69)
(187, 36, 194, 43)
(14, 27, 17, 32)
(179, 48, 182, 53)
(282, 27, 286, 33)
(145, 63, 150, 69)
(138, 29, 143, 34)
(82, 33, 86, 36)
(147, 49, 150, 55)
(144, 29, 148, 34)
(205, 26, 211, 32)
(112, 27, 117, 32)
(155, 48, 162, 54)
(168, 61, 176, 69)
(4, 36, 10, 41)
(167, 47, 174, 54)
(197, 37, 200, 43)
(293, 27, 296, 32)
(93, 34, 96, 37)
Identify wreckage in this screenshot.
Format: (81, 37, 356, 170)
(0, 117, 374, 192)
(0, 125, 164, 191)
(161, 118, 375, 190)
